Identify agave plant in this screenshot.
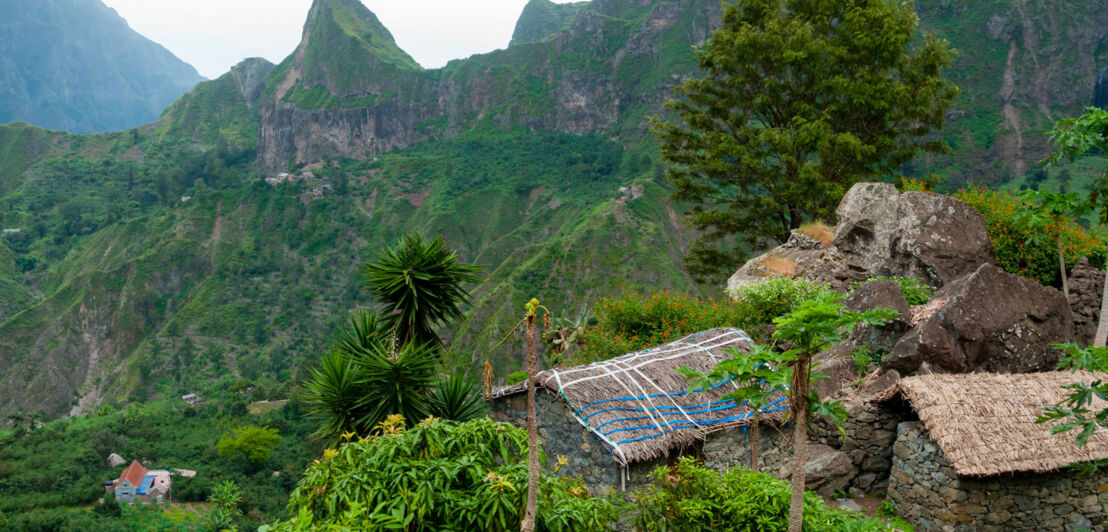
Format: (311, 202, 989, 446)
(361, 234, 481, 349)
(303, 348, 369, 443)
(426, 372, 487, 422)
(352, 340, 437, 430)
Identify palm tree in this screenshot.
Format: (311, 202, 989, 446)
(362, 234, 481, 349)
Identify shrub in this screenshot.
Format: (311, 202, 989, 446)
(507, 371, 529, 385)
(756, 254, 798, 276)
(267, 416, 619, 531)
(575, 290, 747, 364)
(798, 221, 834, 247)
(631, 458, 892, 531)
(954, 187, 1106, 286)
(732, 277, 835, 341)
(850, 276, 934, 305)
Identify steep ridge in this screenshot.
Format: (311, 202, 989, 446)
(0, 0, 205, 133)
(510, 0, 591, 45)
(257, 0, 721, 171)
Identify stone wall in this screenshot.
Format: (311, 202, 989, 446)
(888, 421, 1108, 531)
(492, 390, 910, 497)
(810, 398, 907, 494)
(490, 390, 663, 493)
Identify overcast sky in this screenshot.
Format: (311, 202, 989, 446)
(100, 0, 580, 79)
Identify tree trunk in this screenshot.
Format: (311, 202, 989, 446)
(788, 355, 811, 532)
(1095, 256, 1108, 348)
(521, 314, 539, 532)
(750, 411, 760, 471)
(1058, 236, 1070, 301)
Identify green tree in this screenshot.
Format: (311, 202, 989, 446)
(1043, 107, 1108, 347)
(652, 0, 957, 282)
(1012, 190, 1089, 300)
(362, 234, 481, 349)
(216, 425, 282, 465)
(770, 292, 897, 532)
(680, 343, 791, 471)
(203, 480, 243, 532)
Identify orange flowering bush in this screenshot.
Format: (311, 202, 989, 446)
(954, 187, 1107, 285)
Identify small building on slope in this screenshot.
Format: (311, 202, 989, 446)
(883, 372, 1108, 531)
(112, 461, 172, 504)
(490, 328, 789, 491)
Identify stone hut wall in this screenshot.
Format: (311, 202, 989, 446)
(490, 390, 663, 493)
(888, 421, 1108, 532)
(810, 398, 907, 494)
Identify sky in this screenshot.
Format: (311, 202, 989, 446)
(100, 0, 581, 79)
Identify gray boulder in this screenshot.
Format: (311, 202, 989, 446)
(885, 263, 1074, 374)
(107, 453, 126, 467)
(1067, 257, 1105, 345)
(844, 279, 911, 354)
(888, 191, 994, 287)
(805, 443, 858, 497)
(831, 184, 993, 288)
(833, 182, 901, 281)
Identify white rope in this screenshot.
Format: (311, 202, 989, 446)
(558, 330, 744, 387)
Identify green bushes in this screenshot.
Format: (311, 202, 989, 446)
(575, 290, 747, 363)
(954, 188, 1106, 286)
(573, 279, 834, 363)
(730, 277, 835, 340)
(266, 417, 619, 532)
(632, 458, 892, 532)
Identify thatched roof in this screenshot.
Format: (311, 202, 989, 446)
(492, 328, 788, 465)
(890, 372, 1108, 477)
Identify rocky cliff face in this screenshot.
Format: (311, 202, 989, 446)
(258, 0, 1108, 184)
(256, 0, 720, 172)
(914, 0, 1108, 184)
(0, 0, 204, 133)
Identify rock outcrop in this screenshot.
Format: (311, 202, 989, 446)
(844, 279, 911, 354)
(885, 263, 1074, 374)
(729, 183, 993, 293)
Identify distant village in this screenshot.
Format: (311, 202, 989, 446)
(263, 171, 333, 199)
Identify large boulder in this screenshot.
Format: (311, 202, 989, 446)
(844, 279, 911, 354)
(832, 183, 993, 287)
(884, 263, 1074, 374)
(106, 453, 126, 468)
(1068, 257, 1105, 345)
(804, 443, 858, 497)
(727, 229, 846, 294)
(888, 191, 994, 287)
(833, 182, 901, 280)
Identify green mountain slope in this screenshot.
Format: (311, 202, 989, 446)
(2, 0, 1108, 419)
(0, 0, 205, 133)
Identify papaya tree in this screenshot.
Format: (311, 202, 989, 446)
(1043, 107, 1108, 347)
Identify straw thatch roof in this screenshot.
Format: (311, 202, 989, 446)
(492, 328, 788, 465)
(890, 371, 1108, 477)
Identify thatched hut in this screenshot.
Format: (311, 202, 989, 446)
(882, 372, 1108, 531)
(489, 328, 789, 491)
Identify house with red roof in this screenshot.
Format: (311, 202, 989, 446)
(113, 460, 146, 503)
(112, 460, 172, 504)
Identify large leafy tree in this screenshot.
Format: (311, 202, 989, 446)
(362, 234, 482, 348)
(653, 0, 958, 282)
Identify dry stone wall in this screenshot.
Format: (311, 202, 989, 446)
(888, 421, 1108, 532)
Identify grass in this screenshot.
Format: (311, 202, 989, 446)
(798, 221, 835, 247)
(757, 254, 797, 277)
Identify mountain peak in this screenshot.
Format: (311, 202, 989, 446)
(269, 0, 420, 103)
(511, 0, 591, 46)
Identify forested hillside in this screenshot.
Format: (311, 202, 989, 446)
(1, 0, 1106, 421)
